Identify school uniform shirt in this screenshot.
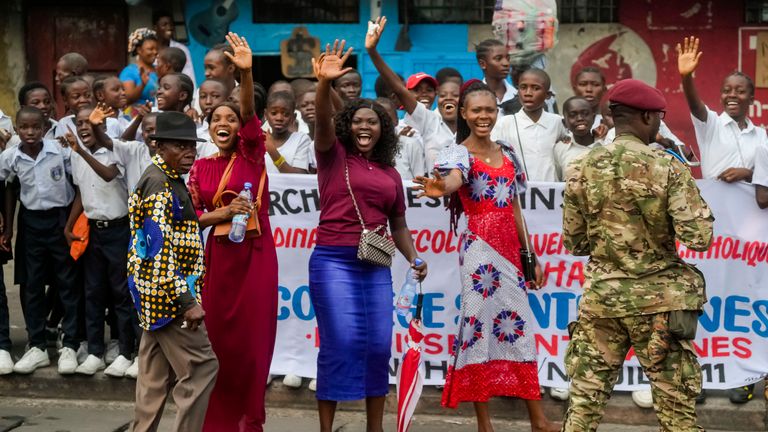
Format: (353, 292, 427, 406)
(71, 148, 129, 220)
(55, 115, 122, 141)
(265, 131, 311, 174)
(752, 142, 768, 187)
(196, 121, 211, 143)
(111, 139, 152, 192)
(484, 78, 558, 115)
(592, 114, 603, 130)
(261, 111, 310, 135)
(692, 107, 767, 179)
(483, 78, 517, 108)
(0, 139, 74, 210)
(491, 110, 566, 182)
(5, 118, 59, 151)
(554, 136, 603, 181)
(0, 110, 12, 132)
(308, 140, 317, 171)
(394, 123, 427, 180)
(404, 102, 455, 173)
(169, 39, 197, 89)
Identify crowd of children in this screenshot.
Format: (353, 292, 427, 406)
(0, 13, 765, 408)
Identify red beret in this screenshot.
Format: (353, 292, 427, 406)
(607, 79, 666, 111)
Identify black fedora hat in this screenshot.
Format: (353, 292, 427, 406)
(149, 112, 206, 142)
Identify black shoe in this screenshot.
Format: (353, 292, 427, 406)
(695, 389, 706, 404)
(728, 384, 755, 404)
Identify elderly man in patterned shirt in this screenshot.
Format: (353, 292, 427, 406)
(128, 112, 218, 432)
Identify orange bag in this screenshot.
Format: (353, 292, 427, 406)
(69, 213, 90, 260)
(212, 153, 267, 239)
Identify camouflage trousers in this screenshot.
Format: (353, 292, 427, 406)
(562, 312, 703, 432)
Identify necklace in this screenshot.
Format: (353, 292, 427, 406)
(484, 157, 492, 163)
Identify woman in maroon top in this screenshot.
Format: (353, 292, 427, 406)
(309, 41, 427, 432)
(187, 33, 277, 431)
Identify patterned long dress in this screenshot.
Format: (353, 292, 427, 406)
(438, 142, 542, 408)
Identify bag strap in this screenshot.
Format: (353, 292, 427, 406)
(212, 153, 238, 209)
(344, 160, 368, 232)
(512, 114, 531, 180)
(212, 154, 267, 213)
(253, 168, 267, 211)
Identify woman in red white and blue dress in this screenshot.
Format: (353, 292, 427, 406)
(413, 80, 559, 432)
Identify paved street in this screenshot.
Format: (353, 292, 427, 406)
(0, 397, 751, 432)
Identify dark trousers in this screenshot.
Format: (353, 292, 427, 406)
(84, 222, 134, 358)
(0, 267, 10, 351)
(23, 207, 80, 350)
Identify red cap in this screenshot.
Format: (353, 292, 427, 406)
(607, 79, 666, 111)
(406, 72, 438, 90)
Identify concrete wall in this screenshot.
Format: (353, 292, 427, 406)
(0, 0, 26, 119)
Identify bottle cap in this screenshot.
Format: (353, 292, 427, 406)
(414, 258, 423, 266)
(244, 182, 253, 189)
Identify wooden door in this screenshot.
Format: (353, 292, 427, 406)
(25, 1, 127, 116)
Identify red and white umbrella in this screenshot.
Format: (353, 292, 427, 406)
(396, 294, 425, 432)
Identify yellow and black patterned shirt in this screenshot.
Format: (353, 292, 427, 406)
(128, 155, 205, 331)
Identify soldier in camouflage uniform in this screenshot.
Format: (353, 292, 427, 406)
(561, 79, 714, 432)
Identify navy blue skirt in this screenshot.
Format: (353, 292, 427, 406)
(309, 245, 393, 401)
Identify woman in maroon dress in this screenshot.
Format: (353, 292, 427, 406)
(187, 33, 277, 432)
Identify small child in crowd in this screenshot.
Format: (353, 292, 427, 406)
(55, 52, 89, 88)
(554, 96, 603, 181)
(0, 107, 80, 376)
(333, 69, 362, 102)
(60, 107, 135, 378)
(491, 68, 566, 181)
(92, 75, 129, 137)
(264, 91, 311, 174)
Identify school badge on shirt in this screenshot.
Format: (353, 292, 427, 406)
(50, 166, 63, 182)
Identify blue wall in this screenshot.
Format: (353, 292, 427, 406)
(185, 0, 485, 97)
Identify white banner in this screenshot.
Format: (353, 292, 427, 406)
(267, 175, 768, 390)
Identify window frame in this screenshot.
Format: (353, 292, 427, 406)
(251, 0, 359, 24)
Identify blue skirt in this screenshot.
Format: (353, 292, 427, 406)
(309, 245, 393, 401)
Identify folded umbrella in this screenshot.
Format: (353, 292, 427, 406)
(397, 287, 425, 432)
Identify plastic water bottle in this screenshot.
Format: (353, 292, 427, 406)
(395, 258, 424, 316)
(228, 182, 253, 243)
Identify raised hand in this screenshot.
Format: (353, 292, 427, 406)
(365, 16, 387, 51)
(677, 36, 702, 77)
(224, 32, 252, 70)
(412, 169, 448, 198)
(0, 128, 11, 151)
(136, 101, 152, 118)
(89, 102, 115, 126)
(58, 126, 82, 154)
(312, 39, 353, 82)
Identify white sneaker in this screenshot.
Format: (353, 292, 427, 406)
(57, 347, 78, 375)
(76, 341, 88, 364)
(282, 374, 302, 388)
(0, 350, 13, 375)
(308, 379, 317, 392)
(124, 358, 139, 379)
(105, 340, 119, 365)
(104, 355, 132, 378)
(632, 389, 653, 408)
(75, 354, 105, 375)
(13, 347, 50, 374)
(549, 387, 570, 401)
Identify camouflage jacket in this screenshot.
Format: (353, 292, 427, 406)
(562, 134, 714, 318)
